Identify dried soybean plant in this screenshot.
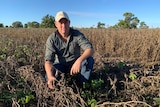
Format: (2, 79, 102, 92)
(1, 28, 160, 107)
(0, 54, 86, 107)
(96, 100, 152, 107)
(95, 57, 160, 107)
(17, 64, 86, 107)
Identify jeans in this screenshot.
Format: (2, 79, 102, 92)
(46, 57, 94, 84)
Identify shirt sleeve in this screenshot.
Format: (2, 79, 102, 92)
(77, 33, 93, 50)
(44, 34, 56, 62)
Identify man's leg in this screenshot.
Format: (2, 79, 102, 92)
(45, 63, 69, 81)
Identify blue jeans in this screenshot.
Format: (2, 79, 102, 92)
(46, 57, 94, 84)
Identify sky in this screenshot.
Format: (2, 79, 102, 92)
(0, 0, 160, 28)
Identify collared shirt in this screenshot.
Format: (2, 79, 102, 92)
(44, 28, 93, 65)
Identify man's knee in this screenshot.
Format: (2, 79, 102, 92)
(87, 56, 94, 70)
(80, 57, 94, 82)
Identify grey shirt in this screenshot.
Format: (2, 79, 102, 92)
(44, 28, 93, 65)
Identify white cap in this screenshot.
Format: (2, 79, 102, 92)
(55, 11, 70, 22)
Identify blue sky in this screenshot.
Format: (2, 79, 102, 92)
(0, 0, 160, 28)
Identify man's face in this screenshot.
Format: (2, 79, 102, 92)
(55, 18, 70, 36)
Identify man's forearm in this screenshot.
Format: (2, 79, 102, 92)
(44, 61, 56, 89)
(44, 61, 54, 79)
(78, 48, 94, 62)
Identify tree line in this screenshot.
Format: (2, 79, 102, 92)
(0, 12, 149, 29)
(0, 14, 55, 28)
(97, 12, 149, 29)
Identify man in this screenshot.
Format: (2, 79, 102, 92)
(44, 11, 94, 89)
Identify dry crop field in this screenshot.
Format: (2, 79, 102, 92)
(0, 28, 160, 107)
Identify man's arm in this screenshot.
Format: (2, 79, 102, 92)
(70, 48, 94, 75)
(44, 61, 56, 89)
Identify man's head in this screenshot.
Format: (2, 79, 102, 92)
(55, 11, 70, 37)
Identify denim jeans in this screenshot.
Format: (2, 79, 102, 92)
(46, 57, 94, 84)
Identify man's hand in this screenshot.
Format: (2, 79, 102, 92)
(45, 61, 56, 89)
(47, 76, 56, 89)
(70, 58, 82, 75)
(70, 48, 93, 75)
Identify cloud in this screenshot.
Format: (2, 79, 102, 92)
(67, 11, 120, 18)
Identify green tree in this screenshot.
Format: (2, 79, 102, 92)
(24, 24, 28, 28)
(130, 17, 140, 28)
(139, 21, 149, 29)
(115, 12, 140, 29)
(12, 21, 23, 28)
(97, 22, 105, 28)
(0, 23, 4, 28)
(28, 21, 40, 28)
(117, 20, 129, 28)
(40, 14, 55, 28)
